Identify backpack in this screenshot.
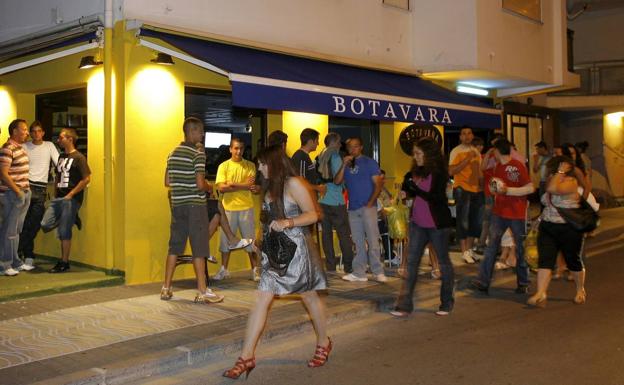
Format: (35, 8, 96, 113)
(315, 153, 338, 184)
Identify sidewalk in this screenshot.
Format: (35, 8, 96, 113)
(1, 207, 622, 385)
(0, 258, 123, 302)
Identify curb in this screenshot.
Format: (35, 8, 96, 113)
(29, 284, 399, 385)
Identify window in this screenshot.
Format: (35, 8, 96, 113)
(329, 116, 379, 162)
(502, 0, 542, 23)
(36, 88, 88, 158)
(185, 87, 266, 178)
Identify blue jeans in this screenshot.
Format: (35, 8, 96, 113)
(19, 185, 48, 259)
(453, 187, 483, 240)
(348, 206, 384, 277)
(477, 214, 530, 288)
(41, 198, 81, 240)
(0, 190, 32, 270)
(395, 223, 454, 312)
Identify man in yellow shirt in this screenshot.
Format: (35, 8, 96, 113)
(449, 126, 483, 264)
(214, 138, 260, 281)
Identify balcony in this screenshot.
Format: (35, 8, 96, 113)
(550, 60, 624, 96)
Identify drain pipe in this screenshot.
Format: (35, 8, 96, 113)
(103, 0, 115, 273)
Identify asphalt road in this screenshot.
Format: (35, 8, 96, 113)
(133, 249, 624, 385)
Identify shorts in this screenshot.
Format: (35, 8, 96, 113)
(168, 204, 209, 257)
(207, 199, 220, 222)
(219, 208, 255, 253)
(40, 197, 81, 241)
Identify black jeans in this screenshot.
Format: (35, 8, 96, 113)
(396, 223, 455, 313)
(320, 203, 354, 273)
(18, 185, 47, 259)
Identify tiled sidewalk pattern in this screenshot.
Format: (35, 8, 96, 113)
(0, 277, 385, 370)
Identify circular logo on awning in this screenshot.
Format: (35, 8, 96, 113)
(399, 124, 443, 155)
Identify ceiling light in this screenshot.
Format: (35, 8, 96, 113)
(78, 55, 102, 69)
(151, 53, 174, 65)
(457, 85, 489, 96)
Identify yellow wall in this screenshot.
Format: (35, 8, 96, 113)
(282, 111, 328, 158)
(0, 86, 17, 140)
(604, 110, 624, 196)
(0, 48, 107, 269)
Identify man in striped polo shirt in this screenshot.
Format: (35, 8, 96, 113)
(0, 119, 32, 276)
(161, 117, 224, 304)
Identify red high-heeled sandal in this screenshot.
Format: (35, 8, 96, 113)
(223, 356, 256, 379)
(308, 337, 333, 368)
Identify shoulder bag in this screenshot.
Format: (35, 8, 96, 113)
(549, 194, 599, 233)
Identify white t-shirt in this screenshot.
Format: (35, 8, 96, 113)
(23, 141, 60, 184)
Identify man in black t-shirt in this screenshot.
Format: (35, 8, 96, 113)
(41, 128, 91, 273)
(291, 128, 326, 196)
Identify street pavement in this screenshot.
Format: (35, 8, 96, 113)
(0, 207, 623, 385)
(131, 247, 624, 385)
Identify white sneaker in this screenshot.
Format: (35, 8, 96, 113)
(212, 266, 230, 281)
(462, 251, 476, 264)
(1, 268, 19, 276)
(18, 264, 35, 271)
(469, 249, 480, 262)
(229, 239, 253, 250)
(374, 273, 388, 283)
(495, 261, 510, 270)
(252, 267, 261, 282)
(206, 255, 218, 264)
(342, 273, 368, 282)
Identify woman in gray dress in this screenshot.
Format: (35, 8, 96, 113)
(223, 145, 330, 379)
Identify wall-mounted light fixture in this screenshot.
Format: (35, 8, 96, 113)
(457, 85, 489, 96)
(151, 52, 174, 65)
(78, 55, 102, 69)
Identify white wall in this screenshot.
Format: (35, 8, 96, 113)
(123, 0, 414, 71)
(410, 0, 478, 72)
(569, 8, 624, 63)
(0, 0, 106, 42)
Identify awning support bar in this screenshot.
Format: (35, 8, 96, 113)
(0, 41, 99, 76)
(137, 38, 228, 76)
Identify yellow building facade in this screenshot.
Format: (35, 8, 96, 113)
(0, 22, 450, 284)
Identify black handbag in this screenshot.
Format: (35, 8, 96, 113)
(262, 229, 297, 276)
(550, 195, 599, 233)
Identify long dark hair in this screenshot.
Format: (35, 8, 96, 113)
(256, 144, 297, 219)
(561, 142, 586, 175)
(411, 137, 447, 178)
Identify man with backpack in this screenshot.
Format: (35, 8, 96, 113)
(316, 132, 354, 273)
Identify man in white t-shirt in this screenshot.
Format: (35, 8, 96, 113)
(18, 121, 59, 269)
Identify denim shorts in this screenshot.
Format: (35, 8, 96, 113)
(40, 198, 81, 240)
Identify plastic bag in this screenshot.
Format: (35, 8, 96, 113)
(384, 199, 409, 240)
(524, 220, 539, 269)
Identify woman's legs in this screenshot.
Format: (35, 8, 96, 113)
(240, 291, 274, 358)
(571, 269, 586, 303)
(300, 290, 329, 347)
(395, 225, 428, 313)
(429, 228, 454, 312)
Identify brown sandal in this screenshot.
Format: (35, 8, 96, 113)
(223, 356, 256, 379)
(308, 337, 333, 368)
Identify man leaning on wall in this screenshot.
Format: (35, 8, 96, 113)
(19, 120, 59, 269)
(40, 128, 91, 273)
(0, 119, 32, 276)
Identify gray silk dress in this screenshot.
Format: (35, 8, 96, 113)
(258, 196, 327, 295)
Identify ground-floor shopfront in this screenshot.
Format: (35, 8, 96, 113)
(0, 22, 500, 284)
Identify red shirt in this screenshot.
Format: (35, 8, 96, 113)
(492, 159, 530, 220)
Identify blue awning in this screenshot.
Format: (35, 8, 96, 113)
(139, 29, 501, 128)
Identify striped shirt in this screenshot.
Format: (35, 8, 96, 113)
(167, 143, 206, 207)
(0, 139, 30, 192)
